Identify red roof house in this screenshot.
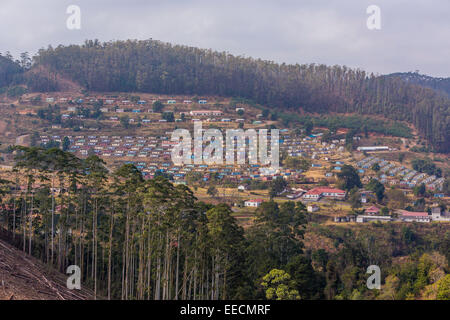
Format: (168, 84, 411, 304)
(365, 206, 380, 215)
(302, 187, 346, 201)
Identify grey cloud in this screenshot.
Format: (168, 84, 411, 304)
(0, 0, 448, 77)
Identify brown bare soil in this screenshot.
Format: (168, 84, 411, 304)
(0, 232, 94, 300)
(25, 66, 83, 92)
(0, 120, 7, 135)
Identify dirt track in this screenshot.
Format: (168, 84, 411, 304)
(0, 236, 94, 300)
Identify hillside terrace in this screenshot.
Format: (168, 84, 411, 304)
(20, 93, 268, 126)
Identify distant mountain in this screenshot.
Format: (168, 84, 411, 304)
(387, 72, 450, 97)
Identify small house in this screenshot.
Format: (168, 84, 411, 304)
(365, 206, 380, 215)
(244, 199, 264, 208)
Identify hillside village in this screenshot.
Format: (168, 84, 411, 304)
(0, 37, 449, 301)
(0, 92, 448, 226)
(0, 0, 450, 301)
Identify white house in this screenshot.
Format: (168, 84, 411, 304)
(237, 185, 248, 192)
(357, 146, 389, 152)
(245, 199, 264, 208)
(307, 204, 319, 213)
(397, 210, 430, 223)
(431, 207, 450, 222)
(190, 110, 223, 116)
(356, 215, 392, 223)
(302, 187, 346, 201)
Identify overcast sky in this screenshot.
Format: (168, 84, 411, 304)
(1, 0, 449, 77)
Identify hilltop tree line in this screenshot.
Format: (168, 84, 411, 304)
(1, 40, 449, 152)
(388, 72, 450, 97)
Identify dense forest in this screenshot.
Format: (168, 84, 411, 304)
(0, 54, 23, 89)
(0, 39, 449, 152)
(388, 72, 450, 97)
(0, 147, 449, 300)
(0, 146, 317, 300)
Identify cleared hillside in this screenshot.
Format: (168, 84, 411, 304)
(0, 233, 94, 300)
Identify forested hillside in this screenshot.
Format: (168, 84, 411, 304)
(1, 39, 449, 152)
(387, 72, 450, 97)
(0, 54, 23, 88)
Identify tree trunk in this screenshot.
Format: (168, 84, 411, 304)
(175, 231, 180, 300)
(28, 192, 34, 255)
(108, 206, 114, 300)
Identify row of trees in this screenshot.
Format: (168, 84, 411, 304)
(0, 147, 323, 300)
